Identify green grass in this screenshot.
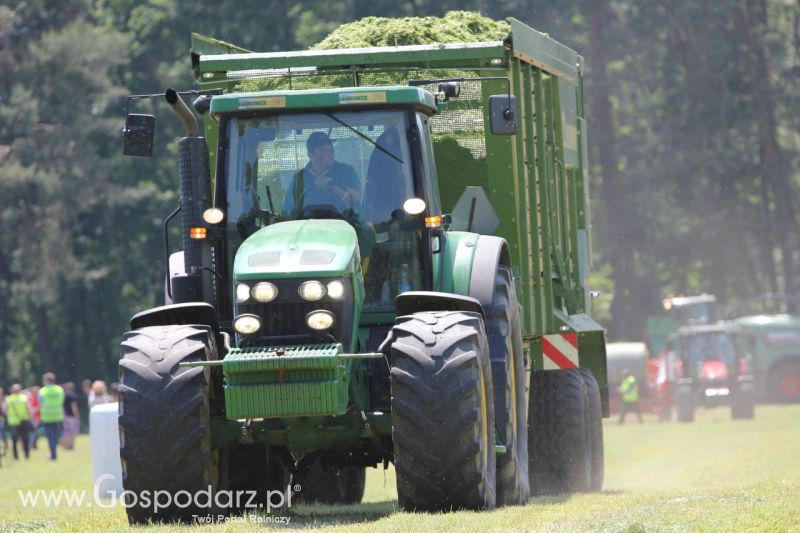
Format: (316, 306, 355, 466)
(1, 404, 799, 531)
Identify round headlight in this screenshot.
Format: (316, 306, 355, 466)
(236, 283, 251, 303)
(299, 280, 325, 301)
(252, 282, 278, 303)
(202, 207, 225, 225)
(233, 314, 261, 335)
(327, 280, 345, 300)
(306, 310, 335, 331)
(403, 197, 427, 216)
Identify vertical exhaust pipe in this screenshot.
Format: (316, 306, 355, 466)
(165, 89, 210, 300)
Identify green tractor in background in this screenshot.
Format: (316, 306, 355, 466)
(118, 17, 608, 523)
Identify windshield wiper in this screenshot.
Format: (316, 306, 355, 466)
(324, 112, 403, 164)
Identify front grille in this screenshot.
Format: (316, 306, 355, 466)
(236, 277, 354, 348)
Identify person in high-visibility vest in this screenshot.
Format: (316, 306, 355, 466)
(39, 372, 65, 460)
(618, 368, 643, 424)
(6, 384, 32, 460)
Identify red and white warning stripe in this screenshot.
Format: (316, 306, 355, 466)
(542, 333, 579, 370)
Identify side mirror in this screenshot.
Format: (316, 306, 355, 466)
(123, 114, 155, 157)
(489, 94, 518, 135)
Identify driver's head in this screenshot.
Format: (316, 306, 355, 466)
(307, 132, 335, 173)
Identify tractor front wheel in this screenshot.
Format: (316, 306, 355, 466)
(390, 311, 496, 511)
(118, 325, 218, 524)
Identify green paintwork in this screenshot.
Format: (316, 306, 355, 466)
(733, 314, 800, 397)
(223, 343, 351, 419)
(210, 86, 436, 115)
(434, 231, 479, 295)
(233, 219, 358, 280)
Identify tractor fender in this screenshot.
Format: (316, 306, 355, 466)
(394, 291, 485, 322)
(130, 302, 220, 331)
(468, 235, 511, 308)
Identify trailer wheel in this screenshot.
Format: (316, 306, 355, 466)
(675, 383, 695, 423)
(488, 267, 530, 505)
(118, 325, 217, 524)
(390, 311, 496, 511)
(294, 454, 365, 504)
(578, 368, 604, 492)
(528, 368, 591, 495)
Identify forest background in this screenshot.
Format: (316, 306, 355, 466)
(2, 0, 799, 384)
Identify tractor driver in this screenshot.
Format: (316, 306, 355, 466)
(283, 132, 362, 216)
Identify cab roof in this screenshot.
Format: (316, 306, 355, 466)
(210, 85, 437, 115)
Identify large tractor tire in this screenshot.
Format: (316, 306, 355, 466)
(578, 368, 604, 492)
(390, 311, 496, 511)
(294, 454, 366, 505)
(675, 383, 695, 423)
(486, 267, 530, 505)
(731, 380, 755, 420)
(770, 360, 800, 403)
(118, 325, 218, 524)
(528, 368, 592, 495)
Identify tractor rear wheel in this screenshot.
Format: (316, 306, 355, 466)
(487, 267, 530, 505)
(390, 311, 496, 511)
(222, 443, 290, 512)
(528, 368, 592, 495)
(675, 383, 695, 423)
(578, 368, 604, 492)
(731, 381, 755, 420)
(294, 454, 365, 504)
(118, 325, 218, 524)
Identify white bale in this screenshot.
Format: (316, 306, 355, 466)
(90, 402, 123, 498)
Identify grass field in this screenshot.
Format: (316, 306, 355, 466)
(1, 404, 799, 532)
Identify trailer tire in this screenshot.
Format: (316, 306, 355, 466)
(578, 368, 604, 492)
(118, 325, 217, 524)
(294, 454, 365, 504)
(488, 267, 530, 505)
(390, 311, 496, 511)
(528, 368, 591, 495)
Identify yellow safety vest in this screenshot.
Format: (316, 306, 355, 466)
(7, 393, 31, 426)
(39, 384, 65, 423)
(621, 375, 639, 403)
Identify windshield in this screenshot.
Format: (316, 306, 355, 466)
(224, 110, 423, 312)
(684, 333, 738, 370)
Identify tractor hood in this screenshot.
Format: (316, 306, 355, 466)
(234, 219, 359, 280)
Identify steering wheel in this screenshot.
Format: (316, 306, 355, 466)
(300, 203, 345, 220)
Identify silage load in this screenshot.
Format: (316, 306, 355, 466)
(313, 11, 510, 49)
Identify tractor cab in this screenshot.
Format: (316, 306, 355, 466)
(211, 87, 440, 326)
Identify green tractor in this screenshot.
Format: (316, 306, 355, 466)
(118, 18, 608, 523)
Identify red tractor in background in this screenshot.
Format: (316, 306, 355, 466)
(672, 324, 756, 421)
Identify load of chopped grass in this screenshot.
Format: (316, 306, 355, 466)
(312, 11, 509, 49)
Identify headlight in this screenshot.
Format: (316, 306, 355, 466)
(252, 282, 278, 303)
(299, 280, 325, 301)
(306, 310, 335, 331)
(236, 283, 251, 303)
(233, 314, 261, 335)
(327, 280, 345, 300)
(202, 207, 225, 224)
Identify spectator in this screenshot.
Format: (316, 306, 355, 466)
(39, 373, 65, 461)
(88, 380, 112, 409)
(0, 386, 7, 451)
(6, 384, 32, 460)
(109, 382, 119, 402)
(618, 368, 643, 424)
(61, 382, 80, 450)
(27, 385, 40, 450)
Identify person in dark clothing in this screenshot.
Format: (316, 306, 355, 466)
(283, 132, 362, 215)
(61, 382, 80, 450)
